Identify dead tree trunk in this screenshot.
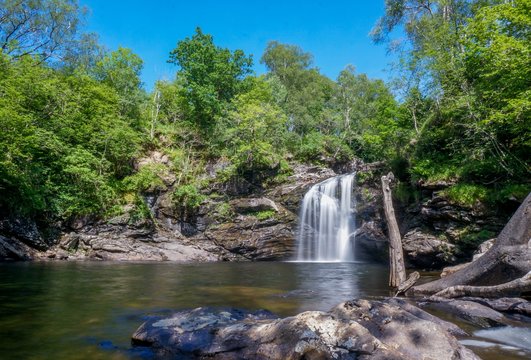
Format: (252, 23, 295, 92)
(431, 271, 531, 299)
(409, 192, 531, 296)
(382, 172, 406, 288)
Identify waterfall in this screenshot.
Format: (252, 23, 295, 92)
(296, 173, 356, 262)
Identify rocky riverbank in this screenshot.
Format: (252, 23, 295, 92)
(353, 168, 509, 270)
(130, 296, 531, 359)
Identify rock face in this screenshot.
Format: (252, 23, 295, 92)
(0, 162, 337, 262)
(0, 157, 512, 265)
(353, 169, 509, 269)
(402, 228, 456, 268)
(0, 235, 35, 260)
(131, 298, 480, 360)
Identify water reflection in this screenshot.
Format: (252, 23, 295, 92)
(3, 261, 527, 360)
(0, 261, 389, 359)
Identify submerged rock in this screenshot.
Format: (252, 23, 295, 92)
(131, 299, 480, 360)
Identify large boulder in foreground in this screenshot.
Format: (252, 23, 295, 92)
(131, 299, 479, 360)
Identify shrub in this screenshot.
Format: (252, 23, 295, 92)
(442, 184, 488, 207)
(172, 184, 206, 216)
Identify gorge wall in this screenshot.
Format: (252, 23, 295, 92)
(0, 157, 511, 269)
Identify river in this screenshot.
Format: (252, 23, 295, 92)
(0, 261, 529, 359)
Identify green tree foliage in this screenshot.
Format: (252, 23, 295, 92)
(168, 27, 253, 133)
(0, 0, 84, 62)
(333, 66, 402, 161)
(374, 0, 530, 189)
(0, 53, 141, 219)
(94, 47, 145, 119)
(220, 77, 288, 176)
(261, 41, 336, 136)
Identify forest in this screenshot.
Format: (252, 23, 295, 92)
(1, 0, 529, 228)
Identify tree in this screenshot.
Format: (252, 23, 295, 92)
(261, 41, 335, 137)
(260, 41, 312, 87)
(168, 27, 253, 133)
(373, 0, 530, 184)
(62, 32, 105, 74)
(332, 66, 401, 161)
(0, 0, 84, 62)
(220, 77, 288, 177)
(0, 52, 141, 219)
(94, 47, 145, 118)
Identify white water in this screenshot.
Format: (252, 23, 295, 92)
(296, 173, 356, 262)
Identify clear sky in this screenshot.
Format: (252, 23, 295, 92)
(81, 0, 396, 90)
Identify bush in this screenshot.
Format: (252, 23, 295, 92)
(442, 184, 488, 207)
(121, 164, 167, 193)
(172, 184, 206, 216)
(410, 159, 460, 183)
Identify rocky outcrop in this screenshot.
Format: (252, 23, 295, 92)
(0, 235, 36, 260)
(205, 204, 296, 260)
(0, 217, 50, 250)
(266, 164, 336, 213)
(131, 298, 479, 360)
(42, 228, 221, 262)
(1, 161, 338, 262)
(0, 156, 512, 265)
(402, 228, 456, 268)
(353, 170, 509, 269)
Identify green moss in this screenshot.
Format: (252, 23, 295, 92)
(459, 229, 495, 252)
(265, 159, 293, 186)
(492, 183, 530, 203)
(253, 210, 276, 221)
(361, 188, 374, 202)
(356, 171, 373, 185)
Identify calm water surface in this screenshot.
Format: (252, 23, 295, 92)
(0, 261, 389, 359)
(0, 261, 529, 359)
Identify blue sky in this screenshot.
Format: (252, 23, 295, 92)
(81, 0, 397, 90)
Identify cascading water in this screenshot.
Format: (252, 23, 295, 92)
(296, 173, 356, 262)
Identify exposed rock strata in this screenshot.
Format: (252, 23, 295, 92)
(0, 162, 336, 262)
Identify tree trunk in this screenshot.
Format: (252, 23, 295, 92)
(381, 172, 406, 288)
(431, 271, 531, 299)
(409, 192, 531, 296)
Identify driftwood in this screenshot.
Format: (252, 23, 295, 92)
(381, 172, 407, 288)
(409, 192, 531, 296)
(395, 271, 420, 296)
(431, 271, 531, 299)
